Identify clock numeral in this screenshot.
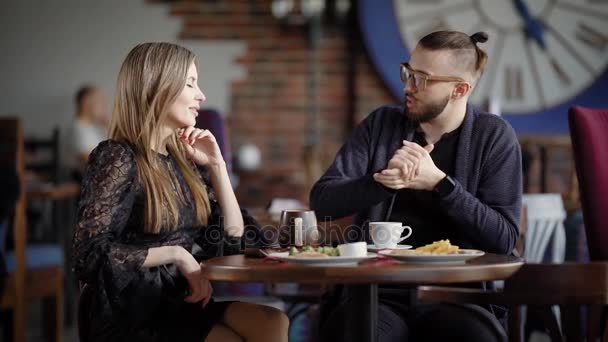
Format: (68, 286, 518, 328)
(505, 67, 523, 101)
(576, 22, 608, 52)
(415, 19, 449, 41)
(549, 57, 571, 85)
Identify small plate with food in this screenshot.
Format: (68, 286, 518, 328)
(267, 244, 376, 265)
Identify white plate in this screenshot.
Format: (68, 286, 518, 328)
(367, 244, 412, 252)
(378, 249, 484, 263)
(267, 252, 377, 265)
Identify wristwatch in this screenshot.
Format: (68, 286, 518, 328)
(434, 175, 456, 197)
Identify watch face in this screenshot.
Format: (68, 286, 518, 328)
(359, 0, 608, 133)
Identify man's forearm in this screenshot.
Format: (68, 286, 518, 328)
(439, 182, 520, 254)
(311, 174, 394, 219)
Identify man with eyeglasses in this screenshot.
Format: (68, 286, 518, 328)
(311, 31, 521, 342)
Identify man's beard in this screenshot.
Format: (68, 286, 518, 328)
(404, 95, 450, 123)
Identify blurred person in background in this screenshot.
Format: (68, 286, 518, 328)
(68, 85, 109, 181)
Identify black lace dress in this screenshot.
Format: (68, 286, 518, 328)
(72, 140, 260, 341)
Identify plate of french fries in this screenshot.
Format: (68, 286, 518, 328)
(378, 240, 484, 263)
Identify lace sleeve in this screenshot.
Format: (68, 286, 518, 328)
(71, 140, 148, 290)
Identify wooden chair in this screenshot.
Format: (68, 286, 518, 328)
(0, 118, 64, 342)
(23, 127, 68, 244)
(417, 262, 608, 342)
(24, 127, 60, 183)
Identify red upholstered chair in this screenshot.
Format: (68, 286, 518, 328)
(568, 106, 608, 261)
(196, 109, 232, 173)
(568, 106, 608, 341)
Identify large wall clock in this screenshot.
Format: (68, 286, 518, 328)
(359, 0, 608, 134)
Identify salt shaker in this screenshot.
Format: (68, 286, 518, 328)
(294, 217, 303, 247)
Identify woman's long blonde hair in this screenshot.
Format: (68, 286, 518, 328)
(109, 42, 211, 233)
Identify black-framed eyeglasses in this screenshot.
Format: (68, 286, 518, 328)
(400, 63, 468, 91)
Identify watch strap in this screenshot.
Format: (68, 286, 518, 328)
(434, 175, 456, 197)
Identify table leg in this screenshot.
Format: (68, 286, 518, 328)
(345, 284, 378, 342)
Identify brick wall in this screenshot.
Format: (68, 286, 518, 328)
(164, 0, 394, 207)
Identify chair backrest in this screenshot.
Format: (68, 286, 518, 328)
(521, 193, 566, 263)
(416, 262, 608, 341)
(0, 118, 27, 337)
(504, 262, 608, 304)
(24, 127, 60, 183)
(568, 106, 608, 261)
(0, 118, 27, 273)
(505, 262, 608, 342)
(0, 167, 20, 254)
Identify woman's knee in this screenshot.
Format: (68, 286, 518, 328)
(259, 305, 289, 330)
(205, 324, 244, 342)
(225, 302, 289, 333)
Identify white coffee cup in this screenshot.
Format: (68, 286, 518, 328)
(337, 241, 367, 257)
(369, 222, 413, 249)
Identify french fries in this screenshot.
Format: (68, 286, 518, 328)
(389, 239, 463, 256)
(413, 239, 459, 254)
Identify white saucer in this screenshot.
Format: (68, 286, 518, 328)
(267, 252, 377, 266)
(367, 244, 412, 252)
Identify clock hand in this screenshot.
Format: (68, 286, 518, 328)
(514, 0, 572, 85)
(512, 0, 547, 50)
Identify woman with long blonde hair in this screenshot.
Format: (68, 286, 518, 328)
(72, 42, 288, 341)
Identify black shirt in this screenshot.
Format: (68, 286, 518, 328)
(388, 125, 462, 248)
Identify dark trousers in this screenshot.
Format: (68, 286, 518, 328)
(319, 288, 507, 342)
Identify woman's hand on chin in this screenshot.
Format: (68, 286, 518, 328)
(177, 126, 224, 167)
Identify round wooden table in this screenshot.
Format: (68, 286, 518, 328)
(202, 253, 523, 342)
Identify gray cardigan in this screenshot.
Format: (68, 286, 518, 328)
(310, 105, 522, 254)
